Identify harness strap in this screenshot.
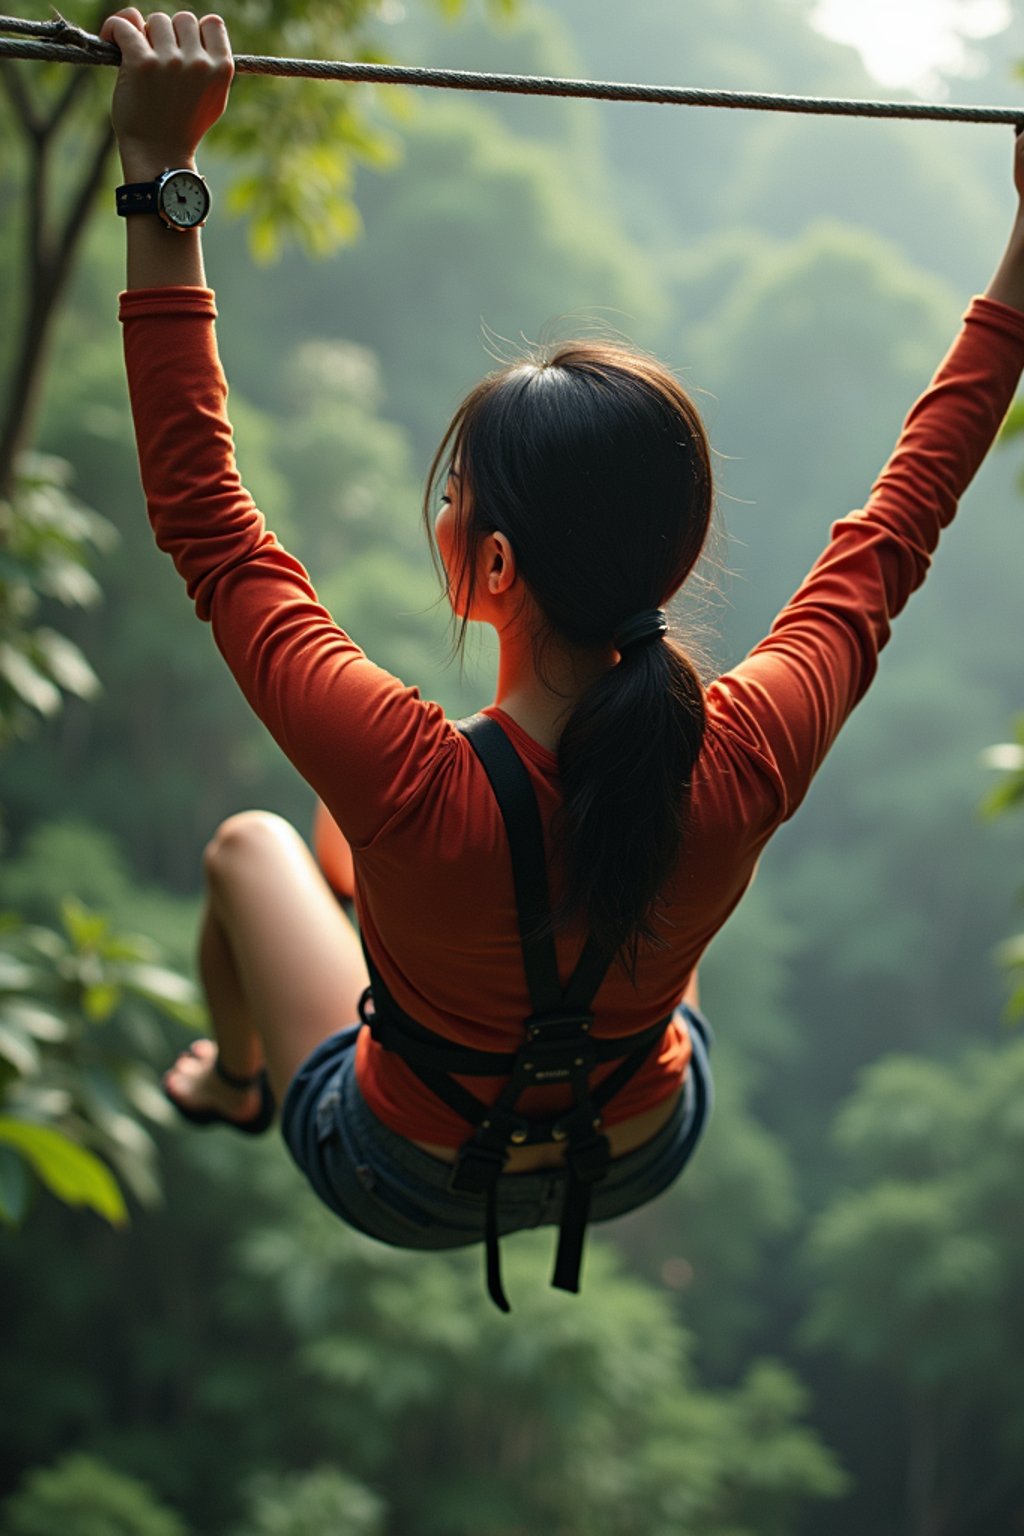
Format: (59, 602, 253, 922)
(461, 711, 564, 1013)
(360, 973, 665, 1078)
(462, 717, 619, 1016)
(361, 713, 672, 1310)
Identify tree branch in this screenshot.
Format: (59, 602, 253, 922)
(0, 57, 43, 140)
(0, 116, 114, 502)
(54, 116, 116, 295)
(46, 59, 91, 135)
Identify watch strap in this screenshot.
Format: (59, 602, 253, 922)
(116, 181, 160, 217)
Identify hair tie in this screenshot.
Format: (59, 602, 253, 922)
(613, 609, 668, 654)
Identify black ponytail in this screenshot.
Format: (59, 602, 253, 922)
(555, 631, 705, 973)
(425, 341, 713, 975)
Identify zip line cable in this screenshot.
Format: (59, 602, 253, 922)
(2, 12, 1024, 127)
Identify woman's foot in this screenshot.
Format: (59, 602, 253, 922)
(162, 1039, 275, 1133)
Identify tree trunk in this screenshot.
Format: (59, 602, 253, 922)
(0, 56, 114, 503)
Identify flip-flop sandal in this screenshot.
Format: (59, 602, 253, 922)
(163, 1045, 276, 1136)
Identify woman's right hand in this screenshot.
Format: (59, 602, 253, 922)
(986, 128, 1024, 313)
(100, 9, 234, 178)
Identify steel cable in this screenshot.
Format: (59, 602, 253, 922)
(1, 11, 1023, 127)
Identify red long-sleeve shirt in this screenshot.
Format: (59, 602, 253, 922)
(120, 288, 1024, 1144)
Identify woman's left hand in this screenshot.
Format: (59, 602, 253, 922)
(100, 9, 234, 176)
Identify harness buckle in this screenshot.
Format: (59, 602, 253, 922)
(520, 1034, 596, 1085)
(525, 1007, 595, 1043)
(449, 1143, 506, 1195)
(449, 1104, 536, 1194)
(552, 1101, 607, 1149)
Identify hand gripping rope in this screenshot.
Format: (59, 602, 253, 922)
(2, 11, 1024, 130)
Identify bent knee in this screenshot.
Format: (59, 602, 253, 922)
(203, 810, 303, 886)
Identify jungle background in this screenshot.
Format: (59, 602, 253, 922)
(2, 1, 1024, 1532)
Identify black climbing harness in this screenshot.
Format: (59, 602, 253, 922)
(357, 712, 673, 1312)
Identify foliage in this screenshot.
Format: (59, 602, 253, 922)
(979, 717, 1024, 818)
(608, 1019, 800, 1379)
(0, 454, 111, 746)
(0, 1117, 126, 1229)
(0, 1135, 841, 1536)
(217, 0, 518, 262)
(235, 1466, 386, 1536)
(804, 1040, 1024, 1532)
(0, 896, 201, 1227)
(0, 1453, 186, 1536)
(227, 1197, 845, 1536)
(0, 457, 200, 1234)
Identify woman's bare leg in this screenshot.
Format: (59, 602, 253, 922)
(163, 810, 370, 1119)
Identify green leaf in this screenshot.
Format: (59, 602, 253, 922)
(0, 953, 39, 991)
(1005, 980, 1024, 1023)
(981, 743, 1024, 773)
(117, 962, 197, 1003)
(0, 643, 62, 715)
(980, 779, 1024, 819)
(35, 557, 102, 607)
(0, 1021, 41, 1076)
(0, 1117, 128, 1226)
(33, 628, 101, 700)
(995, 934, 1024, 969)
(59, 897, 109, 951)
(0, 997, 68, 1043)
(82, 982, 121, 1024)
(1000, 397, 1024, 439)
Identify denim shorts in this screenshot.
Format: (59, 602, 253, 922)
(280, 1004, 713, 1251)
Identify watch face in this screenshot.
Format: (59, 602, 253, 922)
(158, 171, 210, 230)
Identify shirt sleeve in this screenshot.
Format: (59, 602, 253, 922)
(119, 285, 455, 847)
(706, 295, 1024, 825)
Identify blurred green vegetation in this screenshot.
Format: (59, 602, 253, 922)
(3, 0, 1024, 1532)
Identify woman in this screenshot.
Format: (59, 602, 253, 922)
(102, 9, 1024, 1309)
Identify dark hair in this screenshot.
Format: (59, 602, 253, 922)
(424, 341, 713, 975)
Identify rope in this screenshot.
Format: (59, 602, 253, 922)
(1, 12, 1023, 128)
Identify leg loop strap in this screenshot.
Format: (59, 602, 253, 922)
(484, 1186, 511, 1313)
(551, 1130, 611, 1294)
(448, 1133, 512, 1312)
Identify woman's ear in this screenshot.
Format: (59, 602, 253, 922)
(484, 531, 517, 596)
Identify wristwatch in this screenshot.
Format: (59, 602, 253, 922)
(115, 168, 211, 231)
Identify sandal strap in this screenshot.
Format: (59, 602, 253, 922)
(214, 1055, 265, 1091)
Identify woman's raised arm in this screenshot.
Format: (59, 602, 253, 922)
(101, 7, 234, 290)
(985, 131, 1024, 314)
(706, 129, 1024, 831)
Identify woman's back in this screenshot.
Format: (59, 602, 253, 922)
(345, 294, 1024, 1146)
